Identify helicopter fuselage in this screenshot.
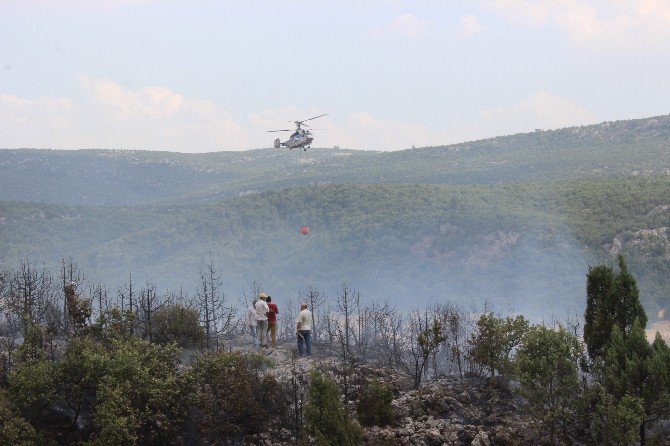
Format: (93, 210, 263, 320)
(275, 130, 313, 150)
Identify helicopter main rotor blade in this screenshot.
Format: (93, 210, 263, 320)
(266, 129, 292, 132)
(303, 113, 329, 122)
(289, 113, 329, 125)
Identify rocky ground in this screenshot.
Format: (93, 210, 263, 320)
(363, 376, 533, 446)
(230, 342, 545, 446)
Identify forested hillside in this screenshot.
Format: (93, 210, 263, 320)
(1, 114, 669, 318)
(1, 114, 669, 205)
(2, 177, 669, 318)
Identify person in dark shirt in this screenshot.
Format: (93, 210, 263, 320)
(266, 295, 279, 348)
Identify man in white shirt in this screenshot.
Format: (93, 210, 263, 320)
(246, 298, 258, 347)
(295, 303, 312, 357)
(255, 293, 270, 348)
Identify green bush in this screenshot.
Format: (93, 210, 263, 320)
(190, 351, 284, 442)
(304, 370, 362, 446)
(0, 389, 39, 446)
(90, 338, 193, 445)
(7, 359, 56, 424)
(357, 378, 395, 426)
(151, 304, 205, 348)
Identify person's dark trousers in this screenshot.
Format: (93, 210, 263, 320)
(297, 330, 311, 357)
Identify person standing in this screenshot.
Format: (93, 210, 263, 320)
(246, 298, 258, 347)
(255, 293, 270, 348)
(266, 296, 279, 348)
(296, 303, 312, 357)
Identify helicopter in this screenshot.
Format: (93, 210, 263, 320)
(267, 113, 328, 151)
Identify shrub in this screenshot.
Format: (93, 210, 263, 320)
(357, 378, 395, 426)
(0, 389, 39, 446)
(151, 304, 205, 348)
(190, 351, 284, 442)
(90, 338, 193, 445)
(304, 370, 362, 446)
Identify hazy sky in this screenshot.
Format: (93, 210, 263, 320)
(2, 0, 670, 152)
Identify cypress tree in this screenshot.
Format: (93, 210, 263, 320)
(612, 255, 647, 336)
(601, 319, 670, 445)
(584, 255, 646, 359)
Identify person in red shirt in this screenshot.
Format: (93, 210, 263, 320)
(266, 296, 279, 348)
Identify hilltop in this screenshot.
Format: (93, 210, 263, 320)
(1, 114, 669, 206)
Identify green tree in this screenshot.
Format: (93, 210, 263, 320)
(469, 313, 528, 379)
(190, 352, 282, 443)
(64, 282, 92, 336)
(92, 385, 138, 446)
(0, 389, 39, 446)
(584, 255, 647, 359)
(397, 314, 448, 389)
(582, 384, 644, 446)
(150, 304, 204, 348)
(600, 320, 670, 445)
(417, 318, 447, 383)
(7, 359, 56, 426)
(515, 325, 582, 444)
(356, 378, 395, 427)
(303, 370, 362, 446)
(90, 307, 136, 348)
(54, 337, 106, 432)
(645, 333, 670, 419)
(15, 324, 46, 364)
(582, 256, 670, 445)
(90, 338, 193, 445)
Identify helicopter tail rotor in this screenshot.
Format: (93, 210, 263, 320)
(274, 138, 281, 149)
